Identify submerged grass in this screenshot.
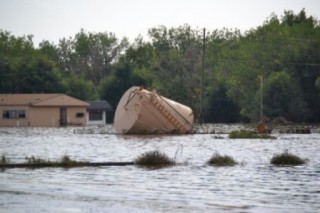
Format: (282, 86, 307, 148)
(1, 155, 9, 164)
(229, 130, 275, 139)
(24, 155, 88, 168)
(134, 150, 175, 168)
(271, 151, 306, 166)
(60, 155, 87, 167)
(25, 156, 51, 164)
(207, 152, 238, 167)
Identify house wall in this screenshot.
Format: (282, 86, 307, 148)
(29, 107, 60, 127)
(29, 106, 87, 127)
(86, 111, 106, 126)
(0, 106, 87, 127)
(0, 106, 30, 127)
(65, 106, 87, 126)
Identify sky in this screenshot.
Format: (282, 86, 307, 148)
(0, 0, 320, 46)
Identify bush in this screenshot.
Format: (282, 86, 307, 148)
(229, 130, 275, 139)
(207, 152, 237, 167)
(134, 150, 175, 168)
(270, 151, 306, 166)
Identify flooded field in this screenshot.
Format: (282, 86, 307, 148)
(0, 125, 319, 213)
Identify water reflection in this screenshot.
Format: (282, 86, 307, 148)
(0, 125, 319, 212)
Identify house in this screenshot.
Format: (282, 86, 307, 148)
(86, 100, 113, 125)
(0, 94, 89, 127)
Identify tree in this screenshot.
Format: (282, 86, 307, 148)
(205, 81, 240, 123)
(99, 60, 148, 115)
(263, 71, 309, 122)
(64, 76, 97, 101)
(0, 30, 65, 94)
(15, 57, 65, 93)
(58, 29, 128, 85)
(147, 25, 204, 119)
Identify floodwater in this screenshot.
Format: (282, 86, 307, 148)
(0, 125, 319, 213)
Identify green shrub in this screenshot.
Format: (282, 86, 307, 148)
(270, 151, 306, 166)
(134, 150, 175, 168)
(229, 130, 275, 139)
(207, 152, 238, 167)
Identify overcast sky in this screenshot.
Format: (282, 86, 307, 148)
(0, 0, 319, 46)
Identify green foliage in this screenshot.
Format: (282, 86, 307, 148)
(134, 150, 175, 168)
(270, 151, 306, 166)
(205, 81, 241, 123)
(263, 71, 309, 122)
(65, 76, 97, 100)
(1, 9, 320, 123)
(316, 77, 320, 90)
(207, 152, 237, 167)
(229, 130, 275, 139)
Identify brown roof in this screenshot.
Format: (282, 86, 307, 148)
(0, 94, 89, 107)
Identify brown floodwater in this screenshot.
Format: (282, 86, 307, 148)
(0, 125, 319, 212)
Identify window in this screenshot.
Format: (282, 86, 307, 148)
(76, 112, 84, 118)
(89, 111, 103, 121)
(2, 110, 26, 119)
(18, 110, 26, 118)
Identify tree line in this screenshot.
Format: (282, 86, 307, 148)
(1, 9, 319, 123)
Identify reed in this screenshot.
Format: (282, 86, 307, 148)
(207, 152, 238, 167)
(134, 150, 175, 168)
(1, 155, 8, 164)
(25, 156, 51, 164)
(270, 151, 306, 166)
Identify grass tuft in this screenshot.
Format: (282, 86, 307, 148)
(25, 156, 51, 164)
(134, 150, 175, 168)
(229, 130, 275, 139)
(270, 151, 306, 166)
(207, 152, 238, 167)
(1, 155, 8, 164)
(24, 155, 87, 168)
(60, 155, 86, 167)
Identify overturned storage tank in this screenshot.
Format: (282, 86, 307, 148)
(114, 86, 194, 134)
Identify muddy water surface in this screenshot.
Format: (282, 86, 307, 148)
(0, 125, 319, 212)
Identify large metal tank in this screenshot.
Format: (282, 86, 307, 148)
(114, 86, 194, 134)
